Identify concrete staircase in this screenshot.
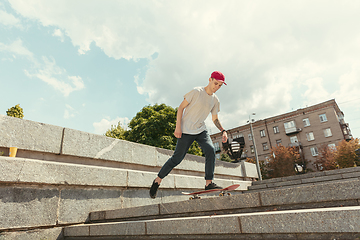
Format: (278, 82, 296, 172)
(0, 114, 256, 239)
(63, 167, 360, 239)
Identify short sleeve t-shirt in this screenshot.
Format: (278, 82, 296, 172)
(181, 87, 220, 134)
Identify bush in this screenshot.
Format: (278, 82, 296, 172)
(6, 104, 24, 119)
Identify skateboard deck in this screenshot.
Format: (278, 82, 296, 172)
(182, 184, 240, 200)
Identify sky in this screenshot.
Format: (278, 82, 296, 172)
(1, 0, 360, 139)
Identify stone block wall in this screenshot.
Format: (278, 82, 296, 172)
(0, 114, 256, 237)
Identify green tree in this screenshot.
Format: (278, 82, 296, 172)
(220, 153, 232, 162)
(105, 122, 126, 140)
(335, 138, 360, 168)
(108, 103, 202, 156)
(6, 104, 24, 119)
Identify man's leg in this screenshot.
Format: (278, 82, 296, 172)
(196, 131, 222, 190)
(150, 134, 195, 198)
(158, 134, 195, 178)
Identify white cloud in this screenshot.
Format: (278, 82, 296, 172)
(25, 56, 85, 97)
(8, 0, 360, 134)
(93, 116, 130, 135)
(301, 77, 330, 106)
(0, 38, 84, 97)
(64, 104, 76, 119)
(52, 29, 64, 42)
(333, 64, 360, 103)
(0, 8, 21, 27)
(0, 39, 33, 58)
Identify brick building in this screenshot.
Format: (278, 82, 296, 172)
(210, 99, 352, 169)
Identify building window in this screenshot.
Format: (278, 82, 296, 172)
(284, 120, 296, 129)
(248, 133, 252, 141)
(262, 142, 269, 151)
(233, 133, 244, 139)
(319, 114, 328, 122)
(284, 120, 297, 134)
(303, 118, 310, 127)
(276, 139, 282, 146)
(306, 132, 315, 141)
(273, 126, 280, 134)
(328, 143, 336, 149)
(260, 129, 266, 137)
(250, 145, 254, 153)
(214, 142, 220, 151)
(290, 136, 298, 143)
(310, 147, 319, 156)
(324, 128, 332, 137)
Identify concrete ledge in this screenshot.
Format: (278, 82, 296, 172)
(0, 186, 59, 230)
(89, 179, 360, 223)
(249, 166, 360, 191)
(240, 206, 360, 233)
(62, 128, 157, 167)
(0, 114, 258, 179)
(64, 206, 360, 238)
(0, 227, 63, 240)
(0, 115, 63, 153)
(0, 156, 251, 230)
(260, 179, 360, 207)
(0, 156, 251, 190)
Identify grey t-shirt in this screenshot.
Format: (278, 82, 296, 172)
(181, 87, 220, 134)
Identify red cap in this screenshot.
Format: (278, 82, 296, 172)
(211, 71, 226, 85)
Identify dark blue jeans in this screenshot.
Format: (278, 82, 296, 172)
(158, 130, 216, 180)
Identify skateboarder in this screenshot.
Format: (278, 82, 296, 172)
(150, 71, 228, 199)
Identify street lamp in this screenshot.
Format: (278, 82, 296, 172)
(248, 113, 262, 181)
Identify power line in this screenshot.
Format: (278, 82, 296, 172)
(338, 98, 360, 105)
(347, 117, 360, 121)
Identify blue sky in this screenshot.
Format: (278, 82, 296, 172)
(1, 0, 360, 139)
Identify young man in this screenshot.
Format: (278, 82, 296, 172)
(149, 71, 228, 199)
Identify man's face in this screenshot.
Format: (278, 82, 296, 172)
(209, 78, 223, 93)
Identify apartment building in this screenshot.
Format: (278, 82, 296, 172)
(210, 99, 352, 169)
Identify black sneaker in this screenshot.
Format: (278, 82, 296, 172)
(205, 182, 223, 190)
(149, 180, 160, 199)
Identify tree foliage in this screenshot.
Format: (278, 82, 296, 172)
(220, 153, 232, 162)
(6, 104, 24, 119)
(266, 145, 301, 178)
(105, 122, 126, 140)
(125, 104, 177, 150)
(246, 157, 270, 179)
(106, 103, 203, 156)
(335, 138, 360, 168)
(313, 144, 337, 171)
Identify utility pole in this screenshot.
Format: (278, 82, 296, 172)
(249, 113, 262, 181)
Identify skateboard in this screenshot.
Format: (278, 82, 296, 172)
(181, 184, 240, 200)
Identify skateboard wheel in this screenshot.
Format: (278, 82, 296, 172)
(219, 193, 224, 197)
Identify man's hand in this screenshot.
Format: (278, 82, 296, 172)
(222, 131, 228, 143)
(174, 126, 182, 138)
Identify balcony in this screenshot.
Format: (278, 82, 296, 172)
(285, 127, 302, 135)
(340, 122, 353, 141)
(288, 142, 302, 147)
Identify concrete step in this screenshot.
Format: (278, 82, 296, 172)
(63, 206, 360, 240)
(88, 178, 360, 223)
(249, 166, 360, 192)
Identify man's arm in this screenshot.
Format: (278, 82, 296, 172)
(212, 114, 228, 143)
(174, 98, 189, 138)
